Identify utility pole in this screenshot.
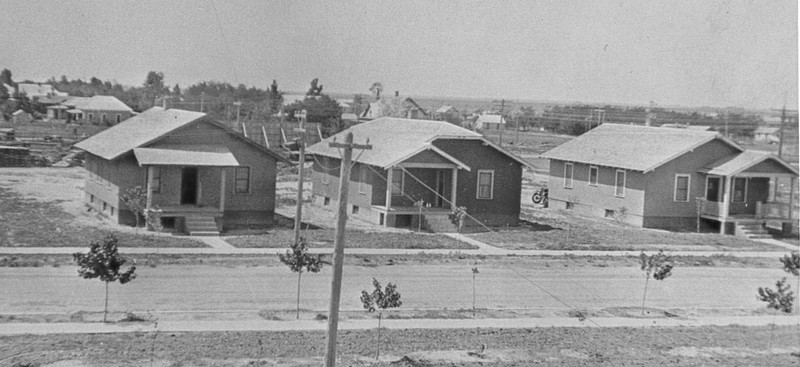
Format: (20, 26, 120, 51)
(234, 101, 242, 124)
(200, 93, 205, 113)
(778, 105, 786, 158)
(292, 118, 307, 245)
(324, 132, 372, 367)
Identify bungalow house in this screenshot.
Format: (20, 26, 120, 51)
(753, 126, 780, 144)
(56, 95, 133, 125)
(74, 107, 290, 235)
(306, 117, 532, 231)
(474, 114, 506, 130)
(540, 124, 798, 236)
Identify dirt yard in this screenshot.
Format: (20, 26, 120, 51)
(3, 326, 799, 366)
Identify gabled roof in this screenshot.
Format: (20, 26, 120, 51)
(64, 95, 133, 112)
(75, 107, 289, 164)
(133, 145, 239, 167)
(702, 150, 798, 176)
(17, 83, 66, 97)
(540, 123, 742, 172)
(307, 117, 531, 169)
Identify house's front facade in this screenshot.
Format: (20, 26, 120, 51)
(75, 107, 289, 235)
(475, 114, 506, 130)
(307, 117, 530, 231)
(541, 124, 798, 236)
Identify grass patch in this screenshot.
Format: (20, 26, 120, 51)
(468, 210, 785, 252)
(227, 228, 477, 250)
(0, 187, 205, 248)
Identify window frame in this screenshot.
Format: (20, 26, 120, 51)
(476, 169, 495, 200)
(358, 165, 368, 194)
(732, 177, 748, 203)
(588, 166, 599, 186)
(564, 162, 574, 189)
(673, 174, 691, 202)
(234, 166, 251, 194)
(391, 168, 404, 196)
(614, 169, 626, 197)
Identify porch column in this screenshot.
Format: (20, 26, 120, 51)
(385, 166, 393, 211)
(146, 166, 155, 210)
(720, 175, 732, 234)
(450, 168, 458, 209)
(219, 167, 227, 211)
(790, 176, 796, 222)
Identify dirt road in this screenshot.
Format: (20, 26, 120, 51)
(3, 264, 794, 318)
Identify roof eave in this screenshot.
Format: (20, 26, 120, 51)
(642, 135, 742, 173)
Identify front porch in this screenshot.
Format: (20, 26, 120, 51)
(698, 150, 798, 236)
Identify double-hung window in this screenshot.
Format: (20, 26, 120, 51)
(589, 166, 598, 186)
(732, 177, 747, 203)
(235, 166, 250, 194)
(564, 163, 574, 188)
(615, 169, 626, 197)
(391, 168, 404, 196)
(358, 165, 368, 194)
(674, 174, 690, 202)
(477, 170, 494, 199)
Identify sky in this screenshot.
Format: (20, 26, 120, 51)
(0, 0, 797, 109)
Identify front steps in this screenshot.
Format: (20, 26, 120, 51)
(736, 222, 773, 240)
(184, 215, 220, 236)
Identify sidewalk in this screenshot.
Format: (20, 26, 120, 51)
(2, 315, 799, 336)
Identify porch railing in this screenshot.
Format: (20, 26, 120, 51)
(699, 200, 724, 218)
(756, 201, 792, 220)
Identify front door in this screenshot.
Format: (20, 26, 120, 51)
(181, 167, 198, 205)
(706, 177, 721, 202)
(435, 170, 447, 207)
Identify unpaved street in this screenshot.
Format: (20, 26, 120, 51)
(3, 264, 794, 317)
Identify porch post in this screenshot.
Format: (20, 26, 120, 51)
(385, 166, 393, 211)
(146, 165, 155, 210)
(219, 167, 227, 211)
(721, 175, 732, 234)
(450, 168, 458, 209)
(790, 176, 796, 222)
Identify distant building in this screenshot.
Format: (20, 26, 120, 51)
(11, 110, 32, 124)
(15, 83, 67, 99)
(0, 145, 30, 167)
(360, 94, 428, 120)
(753, 126, 780, 143)
(74, 107, 290, 234)
(50, 96, 134, 125)
(541, 124, 798, 236)
(474, 114, 506, 130)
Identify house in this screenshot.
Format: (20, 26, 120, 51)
(360, 94, 428, 120)
(0, 145, 30, 167)
(15, 83, 68, 99)
(11, 110, 32, 124)
(540, 124, 798, 235)
(74, 107, 290, 235)
(753, 127, 780, 144)
(474, 114, 506, 130)
(306, 117, 532, 231)
(436, 105, 458, 115)
(54, 96, 133, 125)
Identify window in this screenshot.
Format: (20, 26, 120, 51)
(615, 169, 626, 197)
(589, 166, 599, 186)
(321, 157, 330, 185)
(564, 163, 574, 188)
(147, 167, 162, 194)
(116, 114, 121, 123)
(101, 114, 107, 124)
(391, 168, 404, 196)
(732, 177, 747, 203)
(323, 197, 330, 206)
(88, 113, 93, 122)
(90, 194, 94, 203)
(477, 170, 494, 199)
(674, 174, 690, 202)
(235, 167, 250, 194)
(352, 205, 360, 215)
(358, 165, 368, 194)
(565, 202, 574, 210)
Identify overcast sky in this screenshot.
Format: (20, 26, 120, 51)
(1, 0, 796, 109)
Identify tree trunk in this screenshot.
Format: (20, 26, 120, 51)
(641, 276, 650, 315)
(376, 312, 382, 360)
(296, 272, 302, 319)
(104, 281, 109, 323)
(472, 274, 476, 318)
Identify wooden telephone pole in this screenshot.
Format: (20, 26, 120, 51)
(324, 132, 372, 367)
(293, 118, 307, 245)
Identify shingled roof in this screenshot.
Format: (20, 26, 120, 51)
(75, 107, 289, 163)
(65, 95, 133, 112)
(307, 117, 530, 169)
(539, 123, 742, 172)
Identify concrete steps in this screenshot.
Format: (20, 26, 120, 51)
(737, 223, 773, 240)
(184, 215, 220, 236)
(423, 214, 459, 233)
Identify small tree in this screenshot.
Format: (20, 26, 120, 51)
(471, 266, 479, 317)
(121, 186, 147, 233)
(73, 235, 137, 322)
(782, 252, 800, 313)
(639, 250, 674, 315)
(360, 278, 402, 360)
(278, 238, 323, 319)
(757, 278, 794, 313)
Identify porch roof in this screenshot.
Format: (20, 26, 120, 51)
(700, 150, 799, 177)
(133, 145, 239, 167)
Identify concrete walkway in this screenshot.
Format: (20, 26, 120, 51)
(2, 315, 799, 336)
